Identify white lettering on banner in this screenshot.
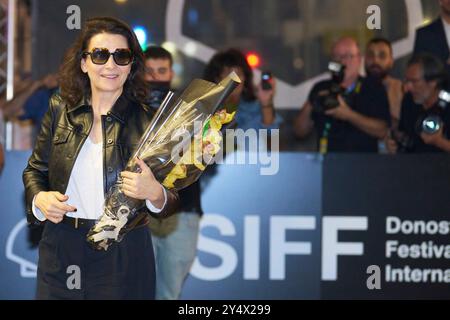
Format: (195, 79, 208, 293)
(385, 240, 450, 259)
(192, 215, 368, 281)
(321, 217, 368, 281)
(244, 216, 260, 280)
(269, 216, 315, 280)
(190, 214, 238, 281)
(386, 216, 450, 235)
(385, 265, 450, 283)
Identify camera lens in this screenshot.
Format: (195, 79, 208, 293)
(422, 115, 442, 134)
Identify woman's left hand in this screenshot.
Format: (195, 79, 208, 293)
(120, 158, 165, 208)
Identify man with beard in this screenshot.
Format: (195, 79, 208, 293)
(414, 0, 450, 71)
(294, 37, 390, 153)
(386, 54, 450, 153)
(365, 38, 403, 130)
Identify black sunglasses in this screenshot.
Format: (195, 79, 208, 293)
(83, 48, 133, 66)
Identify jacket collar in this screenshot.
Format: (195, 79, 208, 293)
(67, 93, 131, 124)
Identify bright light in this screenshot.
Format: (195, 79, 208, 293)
(246, 53, 261, 68)
(115, 0, 127, 4)
(422, 17, 431, 26)
(184, 42, 197, 56)
(162, 41, 177, 55)
(133, 26, 148, 51)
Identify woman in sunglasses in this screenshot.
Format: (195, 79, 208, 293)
(23, 17, 179, 299)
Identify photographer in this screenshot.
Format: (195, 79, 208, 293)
(365, 38, 403, 130)
(387, 53, 450, 153)
(294, 37, 390, 153)
(203, 48, 282, 131)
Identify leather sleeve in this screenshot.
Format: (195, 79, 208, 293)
(22, 95, 60, 227)
(158, 187, 180, 218)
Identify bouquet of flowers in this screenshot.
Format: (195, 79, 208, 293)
(86, 72, 241, 250)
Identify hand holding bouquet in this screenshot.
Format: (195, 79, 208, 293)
(86, 72, 241, 250)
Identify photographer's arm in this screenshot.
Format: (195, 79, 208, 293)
(294, 101, 314, 138)
(256, 82, 276, 126)
(345, 110, 388, 139)
(261, 103, 275, 126)
(435, 138, 450, 152)
(420, 129, 450, 153)
(326, 96, 388, 139)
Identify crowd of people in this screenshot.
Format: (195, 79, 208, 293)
(294, 25, 450, 154)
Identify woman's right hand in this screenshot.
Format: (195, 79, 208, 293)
(35, 191, 77, 223)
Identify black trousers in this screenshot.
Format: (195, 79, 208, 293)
(36, 221, 155, 300)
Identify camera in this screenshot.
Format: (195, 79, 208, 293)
(261, 71, 273, 90)
(416, 89, 449, 135)
(312, 62, 347, 113)
(391, 129, 414, 153)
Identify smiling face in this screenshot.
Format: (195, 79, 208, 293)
(81, 33, 132, 97)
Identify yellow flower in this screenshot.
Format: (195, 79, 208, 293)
(163, 109, 236, 188)
(162, 164, 187, 189)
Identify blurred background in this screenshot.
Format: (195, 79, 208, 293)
(0, 0, 441, 150)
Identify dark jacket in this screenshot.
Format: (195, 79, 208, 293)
(414, 18, 450, 64)
(23, 93, 179, 227)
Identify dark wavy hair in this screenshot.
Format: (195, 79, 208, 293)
(203, 48, 256, 101)
(59, 16, 148, 108)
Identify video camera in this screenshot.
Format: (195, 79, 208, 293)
(312, 62, 348, 113)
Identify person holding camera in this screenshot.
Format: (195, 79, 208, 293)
(203, 48, 282, 132)
(387, 53, 450, 153)
(294, 37, 390, 153)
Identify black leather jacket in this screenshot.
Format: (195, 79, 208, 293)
(23, 93, 179, 227)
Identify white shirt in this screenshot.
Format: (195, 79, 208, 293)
(32, 137, 166, 221)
